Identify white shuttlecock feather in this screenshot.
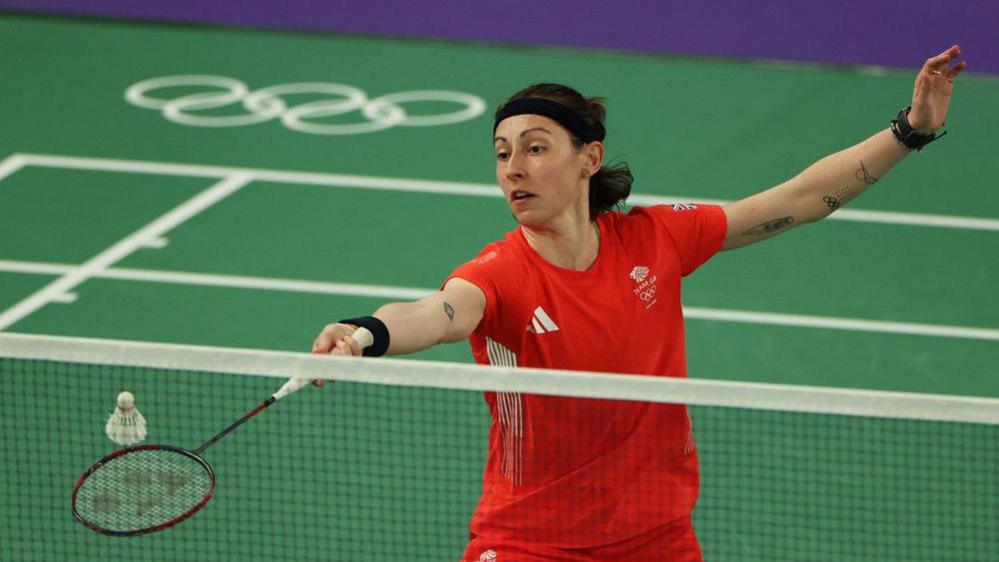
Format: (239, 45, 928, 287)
(105, 391, 147, 446)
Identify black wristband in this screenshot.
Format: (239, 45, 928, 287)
(890, 106, 946, 151)
(337, 316, 390, 357)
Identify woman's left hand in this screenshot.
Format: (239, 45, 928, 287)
(908, 45, 967, 133)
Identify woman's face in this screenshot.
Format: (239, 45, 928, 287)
(493, 114, 593, 228)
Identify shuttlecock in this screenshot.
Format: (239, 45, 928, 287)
(105, 391, 147, 446)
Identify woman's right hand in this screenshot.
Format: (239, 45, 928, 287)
(310, 323, 365, 386)
(312, 322, 365, 356)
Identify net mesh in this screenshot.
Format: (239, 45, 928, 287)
(1, 334, 997, 562)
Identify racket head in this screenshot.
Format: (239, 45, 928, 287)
(71, 444, 215, 536)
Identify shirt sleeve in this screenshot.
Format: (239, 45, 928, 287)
(442, 247, 503, 337)
(648, 204, 728, 276)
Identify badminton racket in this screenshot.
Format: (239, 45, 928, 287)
(70, 328, 374, 536)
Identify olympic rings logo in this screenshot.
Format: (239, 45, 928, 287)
(124, 75, 486, 135)
(638, 288, 657, 302)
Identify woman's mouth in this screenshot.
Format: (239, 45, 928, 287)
(511, 190, 535, 203)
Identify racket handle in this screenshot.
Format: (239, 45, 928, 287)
(273, 327, 377, 400)
(349, 327, 375, 350)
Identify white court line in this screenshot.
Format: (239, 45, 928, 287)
(682, 307, 999, 342)
(104, 266, 433, 300)
(1, 259, 996, 342)
(627, 194, 999, 232)
(0, 174, 253, 331)
(17, 153, 498, 198)
(0, 154, 27, 182)
(15, 152, 999, 232)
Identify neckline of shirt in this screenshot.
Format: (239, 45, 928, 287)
(514, 215, 610, 277)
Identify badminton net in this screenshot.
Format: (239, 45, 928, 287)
(0, 332, 996, 562)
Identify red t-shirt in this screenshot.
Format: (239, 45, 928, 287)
(446, 204, 727, 547)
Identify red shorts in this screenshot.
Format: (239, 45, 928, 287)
(460, 516, 702, 562)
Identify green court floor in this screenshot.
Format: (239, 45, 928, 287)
(1, 13, 996, 562)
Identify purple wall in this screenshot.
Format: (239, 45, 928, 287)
(2, 1, 996, 74)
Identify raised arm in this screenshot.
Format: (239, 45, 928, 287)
(722, 45, 966, 251)
(312, 277, 486, 357)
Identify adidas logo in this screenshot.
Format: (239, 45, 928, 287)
(527, 306, 559, 334)
(479, 550, 497, 562)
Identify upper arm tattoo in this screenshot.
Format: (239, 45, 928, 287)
(743, 216, 794, 236)
(443, 302, 455, 322)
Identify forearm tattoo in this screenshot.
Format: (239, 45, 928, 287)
(443, 302, 455, 322)
(856, 160, 878, 185)
(822, 185, 857, 211)
(744, 217, 794, 236)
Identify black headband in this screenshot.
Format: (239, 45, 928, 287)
(493, 98, 604, 143)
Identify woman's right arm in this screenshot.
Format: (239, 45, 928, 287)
(311, 278, 486, 356)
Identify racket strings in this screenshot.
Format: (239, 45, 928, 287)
(75, 449, 212, 532)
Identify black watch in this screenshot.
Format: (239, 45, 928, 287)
(890, 106, 946, 151)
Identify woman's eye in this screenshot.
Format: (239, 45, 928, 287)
(496, 151, 509, 160)
(529, 145, 546, 154)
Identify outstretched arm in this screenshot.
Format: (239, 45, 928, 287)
(312, 277, 486, 356)
(722, 45, 966, 251)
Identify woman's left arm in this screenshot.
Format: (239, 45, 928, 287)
(722, 45, 967, 251)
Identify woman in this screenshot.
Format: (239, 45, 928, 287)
(313, 46, 965, 562)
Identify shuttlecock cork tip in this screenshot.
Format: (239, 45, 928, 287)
(117, 391, 135, 410)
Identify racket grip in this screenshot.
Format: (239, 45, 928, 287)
(349, 327, 375, 350)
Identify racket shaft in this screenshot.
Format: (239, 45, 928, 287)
(194, 398, 273, 454)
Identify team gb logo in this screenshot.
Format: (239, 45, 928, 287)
(629, 266, 650, 283)
(629, 265, 658, 308)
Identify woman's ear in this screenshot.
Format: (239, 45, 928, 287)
(583, 141, 605, 177)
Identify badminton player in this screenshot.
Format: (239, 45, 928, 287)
(313, 46, 966, 562)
